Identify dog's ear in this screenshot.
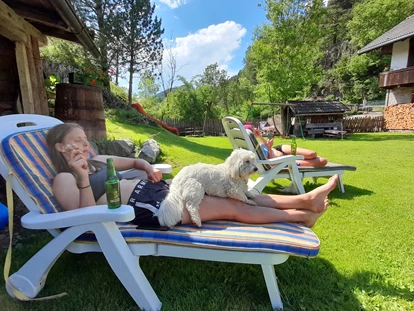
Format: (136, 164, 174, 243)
(227, 154, 242, 179)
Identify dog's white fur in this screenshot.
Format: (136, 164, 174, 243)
(158, 149, 258, 227)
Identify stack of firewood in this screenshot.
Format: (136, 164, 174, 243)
(384, 103, 414, 130)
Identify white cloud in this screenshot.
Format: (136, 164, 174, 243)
(159, 0, 188, 9)
(162, 21, 246, 84)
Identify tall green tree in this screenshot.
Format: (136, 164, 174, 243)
(248, 0, 326, 134)
(121, 0, 164, 105)
(72, 0, 123, 90)
(195, 63, 228, 132)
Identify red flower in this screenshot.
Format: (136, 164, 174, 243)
(87, 67, 92, 72)
(91, 79, 97, 85)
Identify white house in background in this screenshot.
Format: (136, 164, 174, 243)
(358, 14, 414, 105)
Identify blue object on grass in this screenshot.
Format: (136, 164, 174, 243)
(0, 202, 8, 230)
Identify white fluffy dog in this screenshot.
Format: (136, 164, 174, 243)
(158, 149, 259, 228)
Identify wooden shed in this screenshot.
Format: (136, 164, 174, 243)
(0, 0, 99, 117)
(283, 101, 350, 137)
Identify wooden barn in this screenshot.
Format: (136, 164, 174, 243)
(0, 0, 104, 138)
(283, 101, 350, 137)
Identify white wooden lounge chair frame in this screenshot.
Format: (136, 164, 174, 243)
(0, 114, 322, 311)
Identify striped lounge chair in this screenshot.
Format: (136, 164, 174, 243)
(0, 114, 321, 311)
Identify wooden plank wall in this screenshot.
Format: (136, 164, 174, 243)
(0, 0, 48, 116)
(0, 36, 19, 115)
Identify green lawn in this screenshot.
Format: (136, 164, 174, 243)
(1, 118, 414, 311)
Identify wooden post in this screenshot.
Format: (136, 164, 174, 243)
(31, 37, 48, 115)
(25, 37, 42, 114)
(15, 41, 34, 114)
(28, 36, 48, 115)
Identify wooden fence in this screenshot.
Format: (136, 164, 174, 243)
(161, 118, 225, 136)
(343, 115, 384, 133)
(162, 116, 385, 136)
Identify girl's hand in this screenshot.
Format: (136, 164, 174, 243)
(147, 168, 162, 183)
(68, 149, 88, 176)
(253, 128, 260, 136)
(266, 138, 274, 149)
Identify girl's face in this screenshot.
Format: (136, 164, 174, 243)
(56, 127, 90, 158)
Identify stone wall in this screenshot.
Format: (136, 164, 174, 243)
(384, 103, 414, 130)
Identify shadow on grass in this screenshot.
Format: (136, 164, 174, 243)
(350, 271, 414, 303)
(267, 181, 374, 201)
(1, 231, 412, 310)
(278, 257, 362, 311)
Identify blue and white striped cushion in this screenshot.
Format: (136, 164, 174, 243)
(0, 129, 320, 257)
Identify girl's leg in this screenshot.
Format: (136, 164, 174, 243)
(180, 175, 338, 228)
(181, 195, 323, 228)
(252, 174, 338, 212)
(280, 144, 327, 166)
(296, 157, 327, 167)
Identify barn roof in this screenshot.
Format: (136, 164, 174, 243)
(288, 101, 350, 115)
(358, 14, 414, 55)
(3, 0, 100, 58)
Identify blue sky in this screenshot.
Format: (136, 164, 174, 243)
(122, 0, 269, 94)
(154, 0, 268, 78)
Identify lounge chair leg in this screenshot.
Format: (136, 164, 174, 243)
(91, 222, 162, 311)
(6, 225, 89, 299)
(338, 175, 345, 193)
(261, 264, 283, 310)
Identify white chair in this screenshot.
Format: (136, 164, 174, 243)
(222, 116, 356, 194)
(222, 116, 306, 194)
(1, 114, 322, 310)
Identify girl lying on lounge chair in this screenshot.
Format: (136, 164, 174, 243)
(244, 125, 328, 167)
(46, 123, 338, 229)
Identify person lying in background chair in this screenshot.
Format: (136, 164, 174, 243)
(244, 125, 328, 167)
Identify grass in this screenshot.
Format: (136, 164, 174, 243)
(1, 117, 414, 311)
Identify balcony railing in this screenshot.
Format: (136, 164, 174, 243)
(379, 66, 414, 89)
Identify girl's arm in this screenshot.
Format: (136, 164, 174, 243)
(53, 172, 96, 210)
(94, 155, 162, 182)
(253, 128, 267, 145)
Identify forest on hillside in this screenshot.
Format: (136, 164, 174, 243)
(41, 0, 414, 123)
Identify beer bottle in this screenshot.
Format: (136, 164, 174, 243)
(291, 135, 297, 156)
(105, 158, 121, 209)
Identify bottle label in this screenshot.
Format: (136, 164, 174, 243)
(106, 180, 121, 209)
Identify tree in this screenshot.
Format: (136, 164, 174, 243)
(137, 71, 162, 115)
(163, 77, 204, 121)
(328, 0, 414, 103)
(195, 63, 228, 132)
(121, 0, 164, 105)
(157, 35, 187, 97)
(247, 0, 327, 134)
(348, 0, 414, 50)
(72, 0, 123, 90)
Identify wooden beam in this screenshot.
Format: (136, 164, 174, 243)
(8, 5, 67, 30)
(15, 41, 34, 114)
(0, 0, 47, 45)
(31, 36, 49, 115)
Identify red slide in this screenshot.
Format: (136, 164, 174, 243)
(131, 103, 179, 136)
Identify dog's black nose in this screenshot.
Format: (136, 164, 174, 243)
(254, 167, 258, 171)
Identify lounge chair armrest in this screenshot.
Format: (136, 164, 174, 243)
(21, 205, 135, 230)
(258, 155, 304, 165)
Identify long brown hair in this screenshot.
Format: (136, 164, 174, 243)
(46, 123, 100, 178)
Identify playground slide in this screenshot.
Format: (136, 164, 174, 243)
(131, 103, 179, 135)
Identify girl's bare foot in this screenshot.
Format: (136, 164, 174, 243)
(304, 174, 338, 213)
(302, 210, 325, 228)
